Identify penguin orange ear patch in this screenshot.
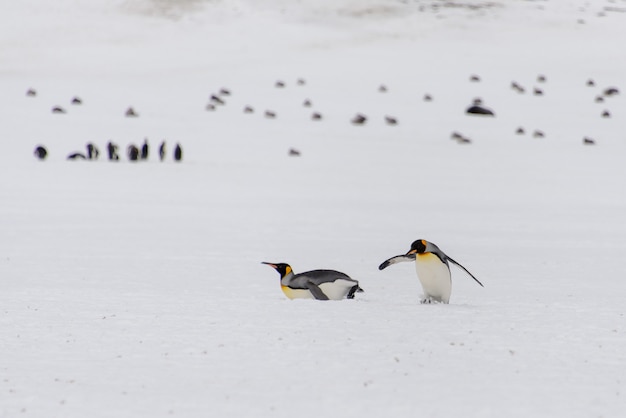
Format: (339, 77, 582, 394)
(421, 239, 427, 247)
(285, 265, 292, 274)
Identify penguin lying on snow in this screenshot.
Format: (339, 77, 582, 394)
(379, 239, 483, 304)
(262, 262, 363, 300)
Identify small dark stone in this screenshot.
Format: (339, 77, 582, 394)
(604, 87, 620, 96)
(537, 75, 547, 83)
(297, 78, 306, 86)
(265, 110, 276, 119)
(466, 105, 494, 116)
(601, 110, 611, 118)
(469, 75, 481, 82)
(243, 106, 254, 113)
(26, 88, 37, 97)
(303, 99, 312, 107)
(71, 97, 82, 105)
(52, 106, 66, 114)
(533, 130, 545, 138)
(311, 112, 322, 121)
(219, 88, 231, 96)
(378, 84, 388, 93)
(586, 79, 595, 87)
(288, 148, 301, 156)
(351, 113, 367, 125)
(275, 81, 285, 88)
(423, 94, 433, 102)
(583, 137, 595, 145)
(206, 104, 216, 111)
(595, 96, 605, 103)
(210, 95, 225, 105)
(516, 127, 525, 135)
(451, 132, 471, 143)
(125, 107, 138, 117)
(511, 82, 525, 93)
(385, 116, 398, 126)
(533, 87, 544, 96)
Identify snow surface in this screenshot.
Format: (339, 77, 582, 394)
(1, 0, 626, 417)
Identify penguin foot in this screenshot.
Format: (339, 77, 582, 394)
(420, 297, 449, 304)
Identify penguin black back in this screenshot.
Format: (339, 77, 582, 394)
(34, 146, 47, 160)
(173, 143, 182, 162)
(141, 139, 149, 160)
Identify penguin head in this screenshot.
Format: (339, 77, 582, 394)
(262, 262, 293, 278)
(406, 239, 429, 255)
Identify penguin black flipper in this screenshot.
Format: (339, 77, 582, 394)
(305, 282, 330, 300)
(446, 256, 484, 287)
(347, 285, 364, 299)
(378, 253, 416, 270)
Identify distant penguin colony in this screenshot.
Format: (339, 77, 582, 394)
(27, 92, 183, 163)
(28, 72, 621, 164)
(38, 139, 182, 163)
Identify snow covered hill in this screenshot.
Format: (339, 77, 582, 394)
(1, 1, 625, 417)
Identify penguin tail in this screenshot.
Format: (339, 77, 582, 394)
(347, 285, 364, 299)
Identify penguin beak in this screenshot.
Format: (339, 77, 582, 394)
(261, 262, 277, 269)
(405, 249, 417, 256)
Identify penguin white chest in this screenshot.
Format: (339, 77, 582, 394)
(318, 279, 356, 300)
(415, 253, 452, 303)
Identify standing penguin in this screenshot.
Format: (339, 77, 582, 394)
(86, 143, 100, 160)
(379, 239, 483, 304)
(34, 146, 48, 160)
(159, 141, 166, 161)
(141, 139, 149, 160)
(262, 262, 363, 300)
(107, 141, 120, 161)
(173, 143, 182, 162)
(127, 145, 139, 161)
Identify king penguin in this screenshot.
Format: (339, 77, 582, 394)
(378, 239, 483, 304)
(262, 262, 363, 300)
